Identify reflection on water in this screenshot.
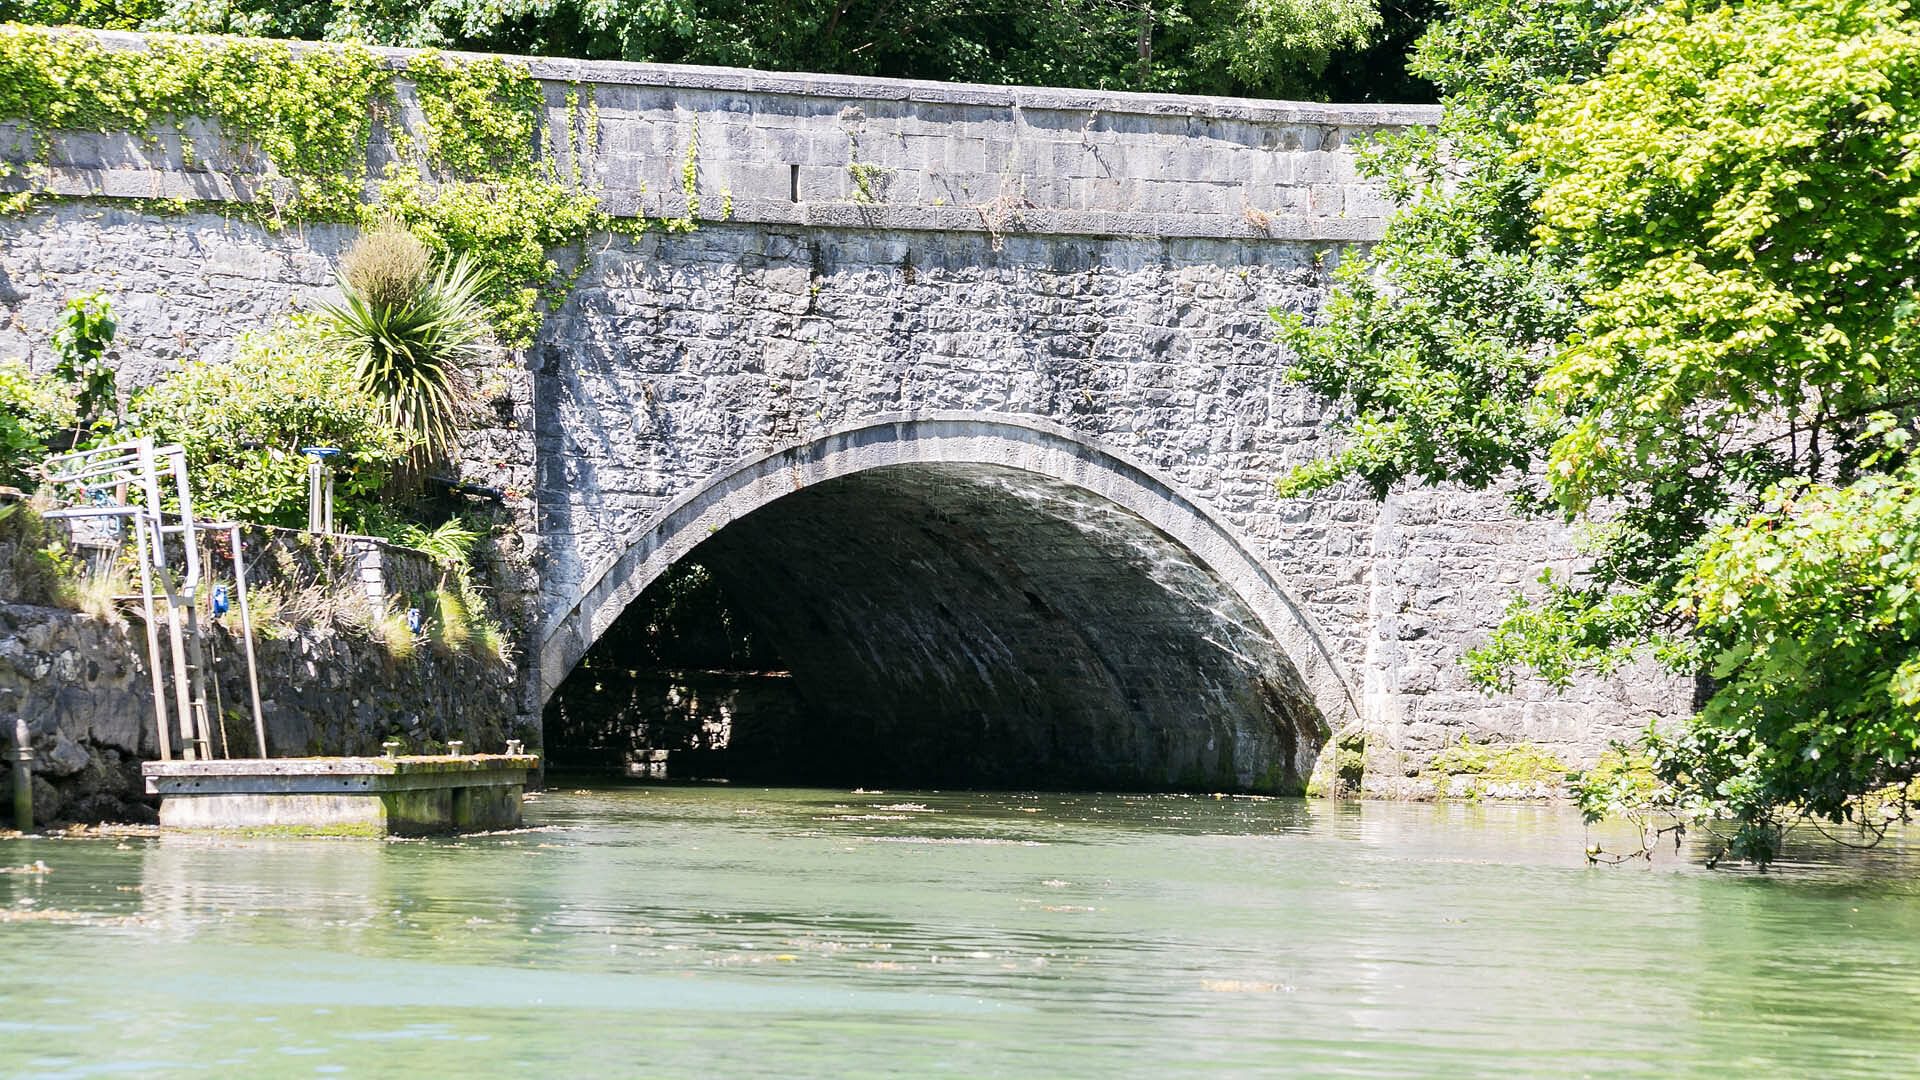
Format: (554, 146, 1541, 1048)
(1, 787, 1918, 1077)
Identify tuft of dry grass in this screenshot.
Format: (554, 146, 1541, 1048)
(426, 586, 470, 654)
(374, 604, 417, 661)
(246, 584, 291, 640)
(73, 561, 132, 624)
(340, 223, 430, 310)
(468, 617, 506, 664)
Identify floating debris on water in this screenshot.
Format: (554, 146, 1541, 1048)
(1201, 980, 1286, 993)
(866, 836, 1044, 845)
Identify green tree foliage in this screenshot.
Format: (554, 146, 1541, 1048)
(1671, 462, 1920, 858)
(1531, 0, 1920, 862)
(0, 293, 117, 487)
(0, 360, 75, 487)
(48, 292, 117, 436)
(125, 320, 413, 528)
(2, 0, 161, 29)
(4, 0, 1400, 101)
(1284, 0, 1920, 863)
(1274, 0, 1629, 502)
(1319, 0, 1445, 101)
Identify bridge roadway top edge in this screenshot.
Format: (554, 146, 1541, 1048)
(60, 27, 1444, 128)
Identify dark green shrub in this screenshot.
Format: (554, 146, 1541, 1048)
(126, 320, 413, 528)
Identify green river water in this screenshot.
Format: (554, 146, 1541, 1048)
(1, 785, 1918, 1077)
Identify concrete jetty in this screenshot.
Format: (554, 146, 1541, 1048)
(142, 754, 540, 836)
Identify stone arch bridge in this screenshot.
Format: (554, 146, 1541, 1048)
(0, 34, 1674, 793)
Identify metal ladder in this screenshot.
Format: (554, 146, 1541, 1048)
(40, 438, 263, 761)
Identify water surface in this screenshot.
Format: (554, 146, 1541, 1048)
(1, 787, 1917, 1077)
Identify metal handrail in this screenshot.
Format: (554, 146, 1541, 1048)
(35, 437, 243, 761)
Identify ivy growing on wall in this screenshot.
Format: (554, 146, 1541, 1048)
(0, 26, 650, 345)
(380, 50, 613, 345)
(0, 25, 388, 220)
(403, 52, 545, 180)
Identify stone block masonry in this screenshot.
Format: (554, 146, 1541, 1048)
(0, 33, 1687, 794)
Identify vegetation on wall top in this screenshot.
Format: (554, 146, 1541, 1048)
(0, 25, 389, 219)
(0, 25, 621, 346)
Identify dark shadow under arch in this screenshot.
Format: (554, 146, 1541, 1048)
(538, 415, 1360, 792)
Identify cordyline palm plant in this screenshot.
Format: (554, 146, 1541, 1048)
(318, 229, 494, 465)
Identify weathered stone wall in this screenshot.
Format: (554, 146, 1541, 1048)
(0, 512, 518, 824)
(0, 31, 1433, 253)
(0, 36, 1688, 790)
(0, 601, 518, 824)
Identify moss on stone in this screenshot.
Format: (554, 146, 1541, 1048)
(187, 822, 386, 839)
(1256, 759, 1298, 795)
(1334, 729, 1366, 791)
(1423, 737, 1572, 800)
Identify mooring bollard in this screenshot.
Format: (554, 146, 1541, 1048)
(446, 741, 465, 757)
(382, 739, 403, 759)
(11, 715, 32, 832)
(505, 740, 524, 756)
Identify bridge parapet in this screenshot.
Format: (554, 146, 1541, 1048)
(526, 57, 1431, 241)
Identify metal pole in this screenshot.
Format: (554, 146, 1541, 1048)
(11, 715, 31, 831)
(163, 447, 213, 761)
(229, 525, 267, 758)
(303, 447, 341, 536)
(167, 447, 201, 589)
(135, 440, 167, 573)
(182, 603, 213, 760)
(204, 617, 229, 760)
(132, 515, 172, 761)
(193, 530, 228, 760)
(308, 457, 322, 533)
(159, 573, 198, 760)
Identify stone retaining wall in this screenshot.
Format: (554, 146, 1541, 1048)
(0, 598, 517, 825)
(0, 510, 517, 824)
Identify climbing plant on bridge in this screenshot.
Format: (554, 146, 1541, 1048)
(377, 51, 616, 344)
(1281, 0, 1920, 864)
(0, 26, 639, 345)
(0, 24, 388, 219)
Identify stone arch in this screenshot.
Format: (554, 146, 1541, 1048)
(541, 412, 1360, 746)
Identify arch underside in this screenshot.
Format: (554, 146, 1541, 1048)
(540, 416, 1358, 793)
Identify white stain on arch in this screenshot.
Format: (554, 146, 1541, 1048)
(537, 412, 1362, 732)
